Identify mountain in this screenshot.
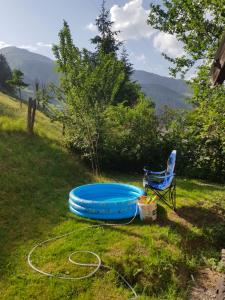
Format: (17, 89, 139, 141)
(132, 70, 192, 111)
(0, 47, 191, 111)
(0, 46, 58, 86)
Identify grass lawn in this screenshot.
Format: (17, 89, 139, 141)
(0, 92, 225, 300)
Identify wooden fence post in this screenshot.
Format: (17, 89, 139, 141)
(27, 97, 36, 135)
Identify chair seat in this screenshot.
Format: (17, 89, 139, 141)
(146, 180, 172, 190)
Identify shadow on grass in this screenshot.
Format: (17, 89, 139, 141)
(0, 130, 93, 273)
(67, 213, 146, 239)
(155, 203, 225, 255)
(177, 205, 225, 249)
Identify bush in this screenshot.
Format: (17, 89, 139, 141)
(101, 96, 159, 171)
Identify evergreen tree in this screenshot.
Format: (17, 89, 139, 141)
(91, 0, 122, 55)
(90, 2, 141, 105)
(0, 54, 13, 93)
(120, 47, 133, 80)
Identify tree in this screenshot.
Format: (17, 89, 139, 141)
(0, 54, 13, 93)
(120, 47, 133, 80)
(52, 21, 125, 174)
(90, 2, 140, 105)
(102, 96, 158, 170)
(148, 0, 225, 77)
(34, 79, 51, 111)
(7, 69, 28, 107)
(91, 0, 122, 55)
(147, 0, 225, 181)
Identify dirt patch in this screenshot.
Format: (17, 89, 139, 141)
(189, 267, 222, 300)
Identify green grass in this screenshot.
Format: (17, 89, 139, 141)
(0, 92, 225, 300)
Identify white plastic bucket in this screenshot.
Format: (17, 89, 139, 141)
(138, 201, 157, 221)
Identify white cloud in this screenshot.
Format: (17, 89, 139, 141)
(110, 1, 183, 58)
(18, 42, 52, 52)
(87, 0, 184, 60)
(86, 23, 97, 33)
(110, 0, 155, 41)
(18, 45, 38, 51)
(36, 42, 52, 48)
(0, 41, 11, 49)
(0, 41, 52, 52)
(130, 52, 146, 63)
(153, 32, 184, 58)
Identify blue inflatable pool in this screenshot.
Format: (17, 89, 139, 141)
(69, 183, 145, 220)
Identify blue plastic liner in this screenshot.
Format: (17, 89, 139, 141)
(69, 183, 145, 220)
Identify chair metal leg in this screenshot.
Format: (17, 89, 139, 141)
(169, 184, 176, 211)
(146, 184, 176, 211)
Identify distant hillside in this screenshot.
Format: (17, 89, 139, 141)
(0, 47, 191, 110)
(132, 70, 192, 111)
(0, 46, 58, 86)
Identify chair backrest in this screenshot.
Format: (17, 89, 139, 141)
(166, 150, 176, 175)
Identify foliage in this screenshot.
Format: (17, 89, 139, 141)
(7, 69, 28, 104)
(34, 80, 52, 111)
(90, 1, 140, 106)
(102, 96, 158, 170)
(91, 0, 122, 55)
(51, 8, 155, 174)
(158, 71, 225, 182)
(52, 21, 127, 174)
(62, 51, 126, 173)
(147, 0, 225, 181)
(148, 0, 225, 77)
(187, 66, 225, 180)
(0, 54, 13, 93)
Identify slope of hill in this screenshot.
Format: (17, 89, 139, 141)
(132, 70, 192, 111)
(133, 70, 190, 95)
(141, 83, 191, 110)
(0, 47, 191, 110)
(0, 93, 224, 299)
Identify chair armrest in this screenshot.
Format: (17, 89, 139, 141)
(143, 168, 166, 175)
(148, 173, 175, 180)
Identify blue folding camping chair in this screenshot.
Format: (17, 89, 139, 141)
(143, 150, 177, 211)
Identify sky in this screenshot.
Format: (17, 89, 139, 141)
(0, 0, 186, 77)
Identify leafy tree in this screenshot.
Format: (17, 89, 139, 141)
(7, 69, 28, 107)
(52, 21, 126, 174)
(52, 19, 158, 174)
(147, 0, 225, 182)
(102, 96, 158, 170)
(189, 66, 225, 179)
(34, 79, 51, 111)
(158, 71, 225, 181)
(148, 0, 225, 77)
(0, 54, 13, 93)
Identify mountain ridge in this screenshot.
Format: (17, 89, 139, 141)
(0, 46, 191, 110)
